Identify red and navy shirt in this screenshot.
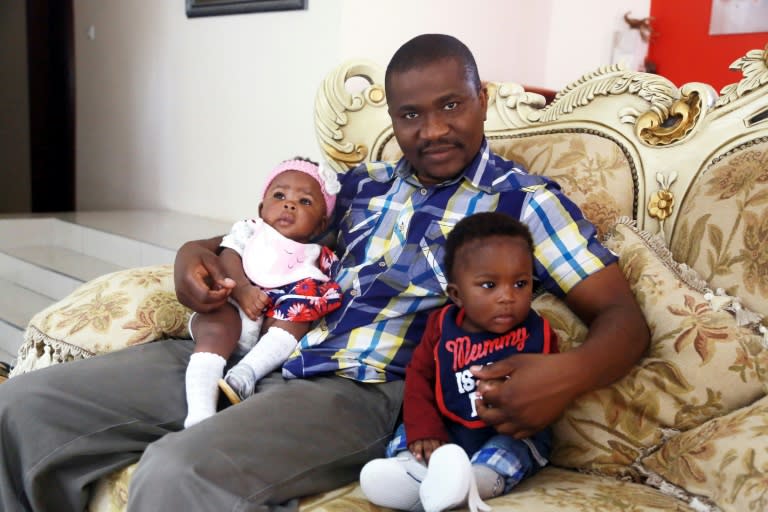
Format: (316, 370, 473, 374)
(404, 304, 558, 455)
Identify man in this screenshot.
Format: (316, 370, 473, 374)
(0, 34, 648, 511)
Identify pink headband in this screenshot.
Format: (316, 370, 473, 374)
(261, 159, 340, 217)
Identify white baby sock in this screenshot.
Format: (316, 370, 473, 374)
(238, 326, 298, 381)
(419, 444, 491, 512)
(184, 352, 226, 428)
(360, 450, 427, 512)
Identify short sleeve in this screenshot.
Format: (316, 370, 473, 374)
(522, 184, 617, 296)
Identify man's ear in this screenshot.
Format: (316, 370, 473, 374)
(446, 283, 463, 307)
(479, 83, 489, 122)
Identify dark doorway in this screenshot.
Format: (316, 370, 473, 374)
(27, 0, 75, 212)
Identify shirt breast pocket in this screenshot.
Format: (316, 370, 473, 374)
(405, 220, 455, 296)
(338, 208, 381, 262)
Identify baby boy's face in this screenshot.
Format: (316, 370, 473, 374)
(260, 170, 327, 243)
(446, 235, 533, 334)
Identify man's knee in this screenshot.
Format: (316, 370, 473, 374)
(0, 371, 57, 419)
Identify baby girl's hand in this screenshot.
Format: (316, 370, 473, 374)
(232, 285, 270, 320)
(408, 439, 444, 464)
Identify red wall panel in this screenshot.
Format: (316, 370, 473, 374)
(647, 0, 767, 91)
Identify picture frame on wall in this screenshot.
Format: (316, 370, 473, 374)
(709, 0, 768, 35)
(186, 0, 307, 18)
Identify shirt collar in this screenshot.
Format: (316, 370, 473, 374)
(390, 139, 497, 192)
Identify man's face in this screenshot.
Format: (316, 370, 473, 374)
(387, 57, 488, 186)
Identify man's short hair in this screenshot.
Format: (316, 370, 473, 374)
(444, 212, 534, 282)
(385, 34, 481, 92)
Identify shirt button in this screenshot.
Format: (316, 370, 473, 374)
(420, 188, 427, 196)
(378, 261, 386, 268)
(350, 290, 358, 297)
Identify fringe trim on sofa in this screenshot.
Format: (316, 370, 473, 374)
(629, 429, 722, 512)
(608, 217, 768, 348)
(8, 325, 94, 378)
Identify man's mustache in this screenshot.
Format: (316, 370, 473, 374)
(418, 140, 462, 153)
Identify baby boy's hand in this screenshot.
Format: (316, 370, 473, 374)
(408, 439, 444, 464)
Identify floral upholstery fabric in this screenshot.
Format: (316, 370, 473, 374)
(89, 465, 699, 512)
(10, 265, 190, 377)
(299, 467, 700, 512)
(491, 133, 635, 239)
(640, 394, 768, 512)
(670, 139, 768, 320)
(549, 221, 768, 478)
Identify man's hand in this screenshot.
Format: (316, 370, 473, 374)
(232, 285, 271, 320)
(174, 238, 235, 313)
(471, 352, 582, 439)
(409, 439, 444, 463)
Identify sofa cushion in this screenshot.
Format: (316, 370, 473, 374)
(640, 395, 768, 512)
(669, 139, 768, 320)
(549, 220, 768, 478)
(89, 465, 697, 512)
(11, 264, 190, 376)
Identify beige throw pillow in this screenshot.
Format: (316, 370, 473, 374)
(549, 220, 768, 478)
(12, 265, 190, 376)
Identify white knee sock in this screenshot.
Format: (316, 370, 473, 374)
(238, 326, 297, 382)
(184, 352, 226, 428)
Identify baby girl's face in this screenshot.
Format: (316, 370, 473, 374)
(260, 170, 328, 243)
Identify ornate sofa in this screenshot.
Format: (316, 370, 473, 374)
(8, 44, 768, 512)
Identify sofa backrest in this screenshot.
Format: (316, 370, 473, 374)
(314, 46, 768, 319)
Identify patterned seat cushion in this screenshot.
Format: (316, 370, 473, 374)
(89, 465, 698, 512)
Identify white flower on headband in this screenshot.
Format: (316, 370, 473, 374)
(318, 162, 341, 195)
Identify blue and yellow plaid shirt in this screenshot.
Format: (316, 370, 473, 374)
(282, 140, 616, 383)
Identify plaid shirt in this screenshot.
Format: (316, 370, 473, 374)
(282, 140, 616, 382)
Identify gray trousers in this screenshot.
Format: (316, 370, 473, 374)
(0, 339, 404, 512)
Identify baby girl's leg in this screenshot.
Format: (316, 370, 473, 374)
(219, 320, 299, 403)
(184, 305, 241, 427)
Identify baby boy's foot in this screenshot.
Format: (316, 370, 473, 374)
(218, 364, 256, 404)
(420, 444, 490, 512)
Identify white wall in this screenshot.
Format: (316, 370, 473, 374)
(74, 0, 649, 222)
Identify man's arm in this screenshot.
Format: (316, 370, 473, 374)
(472, 262, 649, 438)
(174, 236, 235, 313)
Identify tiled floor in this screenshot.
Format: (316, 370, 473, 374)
(0, 210, 233, 366)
